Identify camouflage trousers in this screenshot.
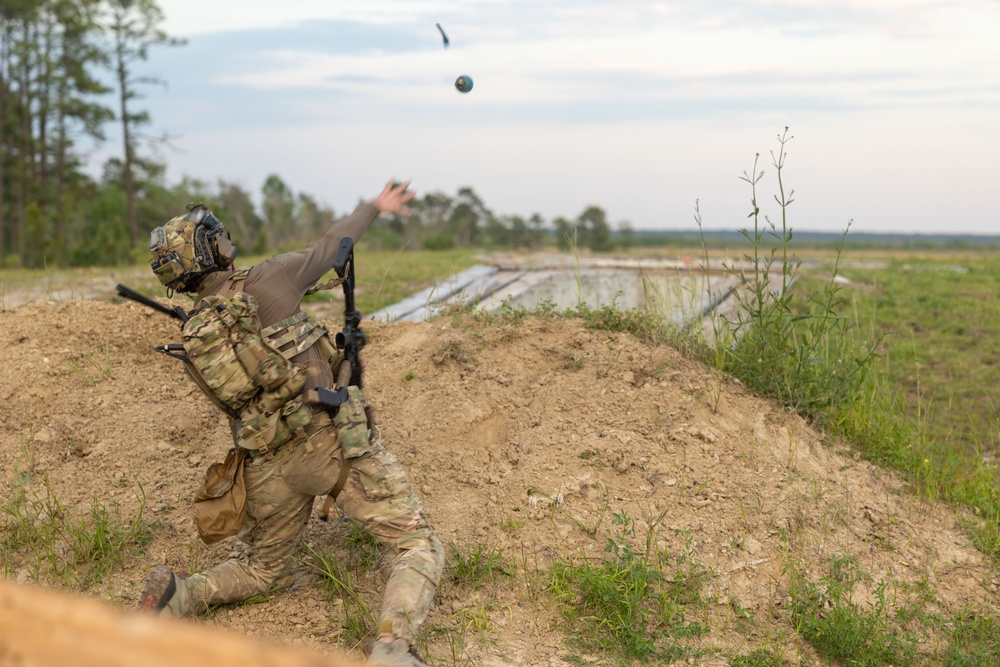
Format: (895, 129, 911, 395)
(165, 424, 444, 642)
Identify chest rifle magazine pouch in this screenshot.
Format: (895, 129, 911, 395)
(334, 386, 372, 459)
(193, 447, 249, 545)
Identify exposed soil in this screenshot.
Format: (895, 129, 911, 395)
(1, 295, 998, 666)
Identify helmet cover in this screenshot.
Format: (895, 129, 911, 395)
(150, 205, 227, 292)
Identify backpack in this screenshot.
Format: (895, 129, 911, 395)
(182, 291, 304, 414)
(181, 272, 330, 454)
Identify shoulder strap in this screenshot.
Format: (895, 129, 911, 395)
(217, 269, 250, 299)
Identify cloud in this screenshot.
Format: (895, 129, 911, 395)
(118, 1, 1000, 234)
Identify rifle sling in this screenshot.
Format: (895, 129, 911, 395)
(331, 457, 354, 500)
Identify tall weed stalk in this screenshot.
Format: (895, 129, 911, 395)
(711, 129, 881, 425)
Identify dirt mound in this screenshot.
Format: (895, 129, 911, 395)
(1, 298, 996, 665)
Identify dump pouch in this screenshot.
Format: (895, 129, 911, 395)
(193, 447, 249, 545)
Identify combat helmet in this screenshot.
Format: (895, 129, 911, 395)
(149, 204, 238, 293)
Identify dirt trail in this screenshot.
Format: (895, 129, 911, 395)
(1, 296, 997, 665)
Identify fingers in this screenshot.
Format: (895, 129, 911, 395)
(377, 178, 415, 217)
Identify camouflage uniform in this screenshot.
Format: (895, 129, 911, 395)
(166, 430, 441, 641)
(156, 202, 443, 644)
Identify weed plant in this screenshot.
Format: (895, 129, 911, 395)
(448, 542, 513, 590)
(339, 520, 384, 572)
(63, 340, 114, 386)
(941, 610, 1000, 666)
(1, 474, 156, 590)
(729, 648, 791, 667)
(788, 555, 919, 666)
(305, 544, 377, 648)
(704, 130, 881, 422)
(787, 554, 1000, 666)
(547, 510, 707, 663)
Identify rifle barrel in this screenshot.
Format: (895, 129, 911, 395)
(115, 284, 187, 322)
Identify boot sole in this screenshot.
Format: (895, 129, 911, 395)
(138, 565, 176, 612)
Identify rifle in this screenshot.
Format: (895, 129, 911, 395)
(305, 237, 367, 414)
(115, 283, 189, 322)
(304, 237, 371, 522)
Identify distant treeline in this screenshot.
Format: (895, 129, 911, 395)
(169, 180, 637, 258)
(0, 0, 189, 269)
(620, 229, 1000, 250)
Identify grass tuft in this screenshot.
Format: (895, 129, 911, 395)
(448, 541, 513, 590)
(546, 510, 707, 663)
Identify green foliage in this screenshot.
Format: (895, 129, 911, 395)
(63, 340, 114, 385)
(729, 648, 791, 667)
(1, 472, 156, 590)
(341, 521, 384, 572)
(830, 257, 1000, 561)
(788, 556, 919, 666)
(547, 510, 706, 663)
(305, 543, 377, 647)
(942, 610, 1000, 667)
(570, 299, 669, 344)
(709, 130, 881, 423)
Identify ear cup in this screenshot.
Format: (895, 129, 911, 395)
(213, 235, 238, 267)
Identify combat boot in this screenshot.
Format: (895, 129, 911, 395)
(137, 565, 180, 613)
(366, 636, 427, 667)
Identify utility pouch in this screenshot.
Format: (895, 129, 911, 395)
(282, 395, 314, 433)
(193, 447, 249, 545)
(334, 386, 371, 459)
(237, 408, 291, 454)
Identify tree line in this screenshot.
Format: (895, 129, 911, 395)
(0, 0, 634, 270)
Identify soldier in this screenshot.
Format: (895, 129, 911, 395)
(138, 180, 443, 667)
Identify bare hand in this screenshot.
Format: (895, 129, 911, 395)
(372, 180, 415, 217)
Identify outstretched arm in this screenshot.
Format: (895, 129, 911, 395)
(276, 180, 415, 293)
(327, 180, 414, 245)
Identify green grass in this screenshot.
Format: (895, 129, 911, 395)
(729, 648, 792, 667)
(546, 510, 709, 664)
(63, 339, 115, 386)
(785, 554, 1000, 667)
(941, 610, 1000, 666)
(340, 520, 384, 572)
(303, 247, 479, 316)
(788, 555, 920, 666)
(305, 543, 377, 648)
(448, 542, 513, 590)
(1, 471, 157, 590)
(781, 258, 1000, 561)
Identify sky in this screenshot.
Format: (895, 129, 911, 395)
(100, 0, 1000, 234)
